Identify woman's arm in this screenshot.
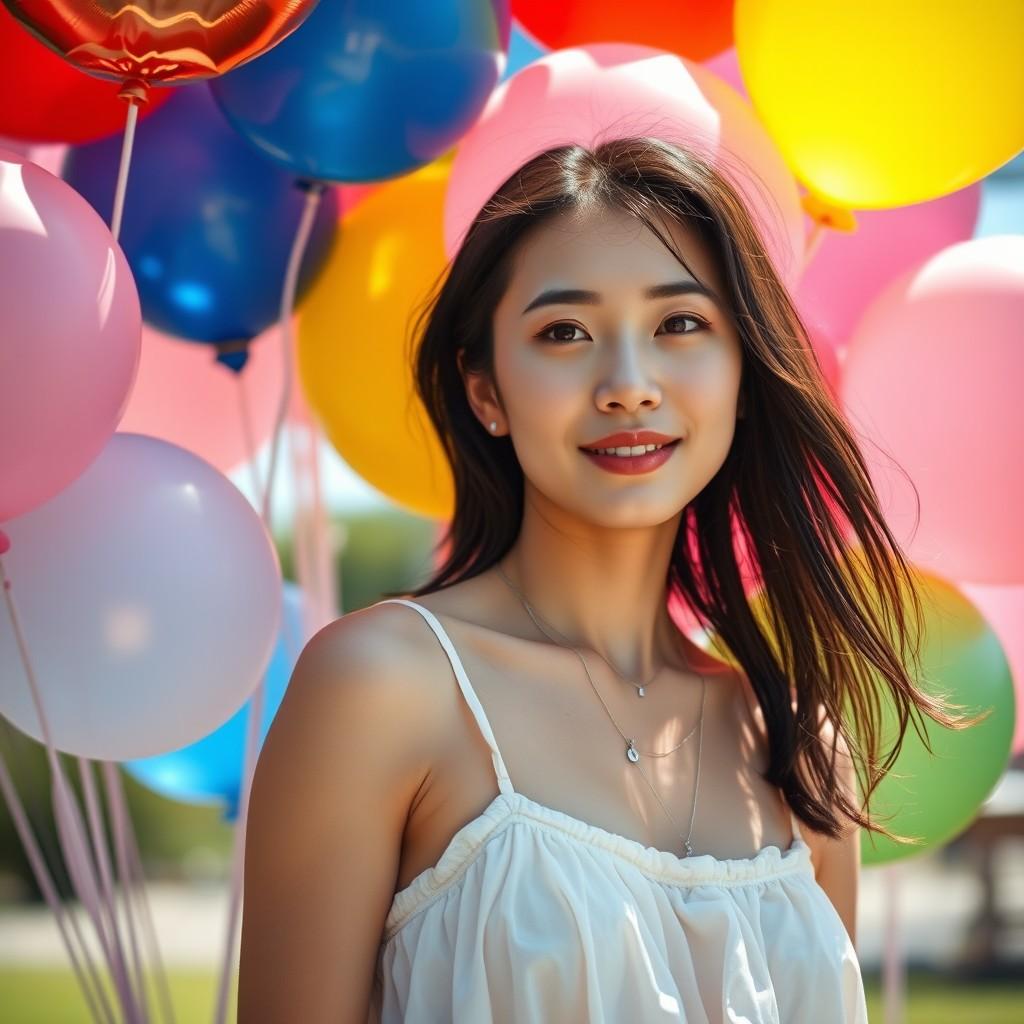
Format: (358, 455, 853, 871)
(811, 724, 860, 949)
(237, 608, 443, 1023)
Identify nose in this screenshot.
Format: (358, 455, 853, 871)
(594, 343, 662, 414)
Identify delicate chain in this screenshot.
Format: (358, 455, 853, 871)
(494, 561, 705, 857)
(500, 565, 660, 698)
(498, 566, 699, 758)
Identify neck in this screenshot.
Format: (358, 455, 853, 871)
(497, 497, 688, 682)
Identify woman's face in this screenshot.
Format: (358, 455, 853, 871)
(473, 203, 745, 528)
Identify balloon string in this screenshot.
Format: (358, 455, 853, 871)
(102, 760, 177, 1024)
(0, 560, 132, 1022)
(802, 218, 827, 271)
(0, 750, 115, 1024)
(213, 180, 326, 1024)
(111, 100, 141, 243)
(882, 862, 906, 1023)
(235, 368, 264, 503)
(77, 755, 150, 1021)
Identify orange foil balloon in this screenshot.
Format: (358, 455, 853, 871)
(1, 0, 319, 85)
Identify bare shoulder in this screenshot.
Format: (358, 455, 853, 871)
(236, 600, 456, 1023)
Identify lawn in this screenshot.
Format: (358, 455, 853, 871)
(0, 967, 1021, 1021)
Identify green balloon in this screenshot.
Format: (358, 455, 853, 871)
(860, 573, 1015, 866)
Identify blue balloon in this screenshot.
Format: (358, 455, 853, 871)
(210, 0, 510, 183)
(61, 84, 339, 370)
(122, 582, 307, 820)
(502, 19, 546, 82)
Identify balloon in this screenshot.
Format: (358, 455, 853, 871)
(959, 582, 1024, 758)
(840, 235, 1024, 585)
(0, 433, 282, 760)
(734, 0, 1024, 209)
(796, 185, 981, 352)
(117, 323, 287, 474)
(0, 6, 174, 144)
(515, 0, 732, 61)
(123, 581, 305, 818)
(857, 572, 1014, 865)
(61, 84, 339, 363)
(704, 561, 1014, 864)
(210, 0, 510, 182)
(0, 148, 141, 523)
(297, 155, 454, 519)
(443, 44, 807, 290)
(703, 45, 984, 354)
(0, 0, 320, 86)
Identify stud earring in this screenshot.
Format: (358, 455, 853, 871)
(489, 421, 497, 433)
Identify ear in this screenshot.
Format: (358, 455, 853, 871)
(458, 348, 505, 434)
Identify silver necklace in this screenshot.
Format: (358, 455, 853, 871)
(498, 564, 660, 699)
(494, 561, 705, 857)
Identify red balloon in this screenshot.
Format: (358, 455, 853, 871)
(514, 0, 734, 61)
(0, 6, 173, 143)
(1, 0, 319, 86)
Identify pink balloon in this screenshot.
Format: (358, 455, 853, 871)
(0, 433, 282, 759)
(444, 44, 806, 289)
(796, 186, 981, 352)
(118, 322, 287, 474)
(0, 148, 141, 522)
(840, 235, 1024, 585)
(959, 582, 1024, 757)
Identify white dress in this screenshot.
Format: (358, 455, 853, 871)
(371, 598, 868, 1023)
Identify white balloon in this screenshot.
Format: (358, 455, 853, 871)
(0, 433, 282, 759)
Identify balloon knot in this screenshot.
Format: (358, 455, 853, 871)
(801, 192, 858, 233)
(118, 78, 151, 107)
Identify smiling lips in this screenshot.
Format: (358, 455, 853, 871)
(580, 429, 680, 451)
(580, 437, 682, 475)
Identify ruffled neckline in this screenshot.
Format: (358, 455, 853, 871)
(384, 791, 814, 941)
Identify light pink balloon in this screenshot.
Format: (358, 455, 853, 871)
(840, 235, 1024, 585)
(118, 322, 287, 474)
(795, 186, 981, 352)
(959, 582, 1024, 756)
(0, 433, 282, 760)
(444, 44, 806, 290)
(0, 148, 141, 522)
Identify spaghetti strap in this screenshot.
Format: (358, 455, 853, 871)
(376, 598, 516, 797)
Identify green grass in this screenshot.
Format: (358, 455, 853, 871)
(0, 967, 236, 1023)
(0, 967, 1021, 1021)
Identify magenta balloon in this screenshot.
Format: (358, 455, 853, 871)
(0, 433, 282, 760)
(444, 44, 806, 290)
(840, 235, 1024, 584)
(0, 148, 141, 522)
(960, 581, 1024, 757)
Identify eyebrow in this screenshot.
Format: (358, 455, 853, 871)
(521, 280, 720, 316)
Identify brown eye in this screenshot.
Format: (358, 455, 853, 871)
(660, 314, 708, 335)
(537, 322, 590, 344)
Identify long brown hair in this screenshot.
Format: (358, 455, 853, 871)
(387, 135, 984, 846)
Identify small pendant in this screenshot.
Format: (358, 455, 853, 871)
(684, 840, 693, 857)
(626, 739, 640, 763)
(637, 686, 645, 697)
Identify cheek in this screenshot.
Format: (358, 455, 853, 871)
(670, 345, 742, 412)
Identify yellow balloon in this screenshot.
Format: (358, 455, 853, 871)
(297, 156, 455, 520)
(735, 0, 1024, 209)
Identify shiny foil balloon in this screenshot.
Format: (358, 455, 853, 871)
(0, 0, 320, 85)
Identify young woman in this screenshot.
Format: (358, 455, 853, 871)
(238, 136, 971, 1023)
